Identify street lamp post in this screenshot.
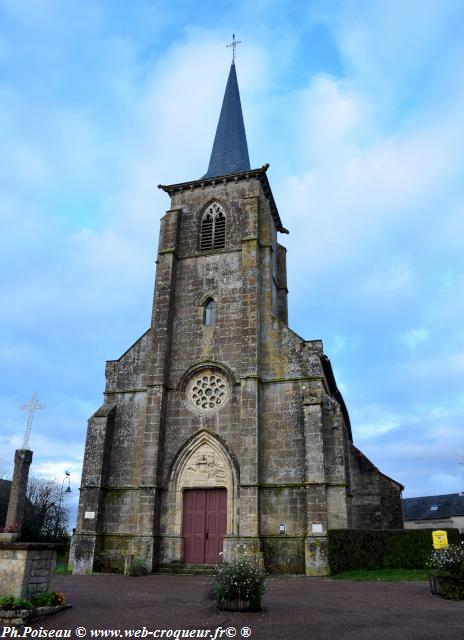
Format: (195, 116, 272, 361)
(54, 472, 71, 541)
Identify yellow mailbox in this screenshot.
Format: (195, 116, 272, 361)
(432, 530, 448, 549)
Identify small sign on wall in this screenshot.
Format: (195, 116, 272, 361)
(84, 511, 95, 519)
(279, 523, 286, 535)
(311, 523, 323, 533)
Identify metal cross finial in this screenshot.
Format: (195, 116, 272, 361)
(227, 34, 241, 63)
(20, 392, 45, 449)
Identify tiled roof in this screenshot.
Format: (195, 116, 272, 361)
(402, 493, 464, 520)
(203, 62, 250, 179)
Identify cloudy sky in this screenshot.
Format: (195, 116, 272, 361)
(1, 0, 464, 524)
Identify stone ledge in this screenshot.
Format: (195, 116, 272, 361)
(0, 545, 59, 599)
(0, 543, 63, 551)
(0, 604, 71, 627)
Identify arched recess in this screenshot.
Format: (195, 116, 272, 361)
(203, 298, 216, 326)
(176, 359, 237, 393)
(165, 430, 239, 541)
(199, 200, 226, 251)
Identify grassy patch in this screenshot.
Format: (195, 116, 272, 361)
(54, 564, 72, 575)
(331, 568, 429, 582)
(55, 553, 72, 575)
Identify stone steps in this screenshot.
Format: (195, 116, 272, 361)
(154, 563, 216, 575)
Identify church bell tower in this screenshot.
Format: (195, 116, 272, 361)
(70, 50, 403, 576)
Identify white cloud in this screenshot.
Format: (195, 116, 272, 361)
(400, 350, 464, 384)
(33, 461, 82, 483)
(351, 402, 416, 438)
(297, 74, 370, 164)
(424, 474, 462, 496)
(280, 105, 464, 284)
(327, 334, 357, 356)
(329, 0, 464, 106)
(360, 261, 414, 299)
(357, 422, 398, 439)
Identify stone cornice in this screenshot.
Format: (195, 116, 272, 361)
(158, 164, 289, 234)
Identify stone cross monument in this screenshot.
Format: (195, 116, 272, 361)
(5, 449, 33, 536)
(0, 392, 58, 602)
(4, 393, 44, 536)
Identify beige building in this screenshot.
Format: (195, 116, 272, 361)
(70, 60, 403, 577)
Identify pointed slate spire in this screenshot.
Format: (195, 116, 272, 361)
(203, 62, 251, 179)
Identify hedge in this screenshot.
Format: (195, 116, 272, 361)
(328, 529, 461, 574)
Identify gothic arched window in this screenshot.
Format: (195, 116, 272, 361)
(203, 298, 216, 326)
(200, 203, 226, 251)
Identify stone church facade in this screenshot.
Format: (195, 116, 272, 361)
(70, 60, 403, 576)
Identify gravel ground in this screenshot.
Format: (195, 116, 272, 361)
(7, 574, 463, 640)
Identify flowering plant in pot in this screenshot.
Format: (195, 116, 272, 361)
(427, 542, 464, 600)
(211, 551, 266, 612)
(0, 523, 19, 542)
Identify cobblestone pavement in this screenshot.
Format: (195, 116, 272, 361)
(12, 575, 463, 640)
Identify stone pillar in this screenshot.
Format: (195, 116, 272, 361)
(235, 195, 262, 563)
(5, 449, 33, 537)
(69, 405, 115, 575)
(141, 207, 180, 569)
(303, 389, 329, 576)
(326, 401, 349, 530)
(305, 534, 328, 576)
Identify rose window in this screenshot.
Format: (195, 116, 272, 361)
(188, 372, 228, 411)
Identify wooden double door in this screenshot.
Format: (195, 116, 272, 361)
(182, 488, 227, 564)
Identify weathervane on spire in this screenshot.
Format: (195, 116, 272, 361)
(227, 34, 241, 63)
(20, 392, 45, 449)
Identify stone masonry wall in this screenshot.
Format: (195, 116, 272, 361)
(259, 382, 305, 485)
(260, 486, 307, 536)
(0, 545, 56, 600)
(105, 330, 151, 392)
(168, 252, 244, 384)
(349, 445, 403, 529)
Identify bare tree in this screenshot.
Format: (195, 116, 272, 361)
(0, 470, 70, 541)
(0, 460, 13, 528)
(23, 476, 71, 542)
(0, 459, 12, 480)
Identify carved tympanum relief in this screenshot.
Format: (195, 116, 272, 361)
(180, 444, 226, 486)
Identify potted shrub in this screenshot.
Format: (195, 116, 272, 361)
(129, 558, 148, 577)
(211, 555, 266, 612)
(0, 592, 67, 626)
(0, 523, 19, 543)
(32, 592, 66, 607)
(0, 596, 34, 611)
(428, 542, 464, 600)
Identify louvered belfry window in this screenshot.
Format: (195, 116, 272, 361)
(200, 203, 226, 251)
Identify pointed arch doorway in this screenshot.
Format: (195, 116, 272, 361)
(183, 488, 227, 564)
(163, 430, 238, 567)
